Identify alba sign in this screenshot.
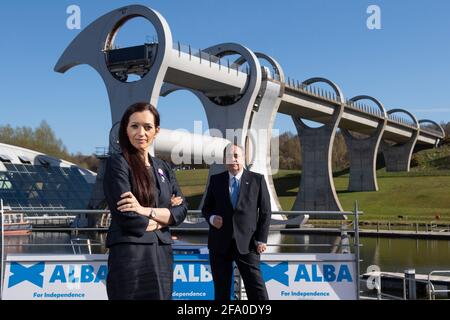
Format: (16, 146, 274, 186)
(2, 255, 108, 300)
(261, 254, 357, 300)
(2, 253, 357, 300)
(1, 254, 216, 300)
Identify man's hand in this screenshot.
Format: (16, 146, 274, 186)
(212, 215, 223, 229)
(256, 243, 267, 254)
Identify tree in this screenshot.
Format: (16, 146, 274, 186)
(0, 121, 99, 172)
(276, 132, 301, 170)
(275, 130, 349, 171)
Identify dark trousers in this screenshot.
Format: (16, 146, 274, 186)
(209, 239, 268, 300)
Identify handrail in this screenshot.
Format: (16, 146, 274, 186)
(70, 238, 94, 255)
(0, 208, 363, 251)
(428, 270, 450, 300)
(3, 209, 360, 216)
(354, 201, 361, 300)
(173, 41, 249, 76)
(363, 270, 450, 300)
(2, 209, 361, 235)
(1, 243, 360, 248)
(365, 272, 407, 300)
(4, 209, 109, 214)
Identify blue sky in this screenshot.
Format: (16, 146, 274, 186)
(1, 0, 450, 154)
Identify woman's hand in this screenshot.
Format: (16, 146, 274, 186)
(146, 219, 160, 232)
(117, 192, 147, 217)
(170, 194, 183, 207)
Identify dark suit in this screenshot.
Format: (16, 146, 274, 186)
(103, 153, 187, 299)
(202, 169, 271, 300)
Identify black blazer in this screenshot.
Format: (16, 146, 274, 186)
(104, 153, 188, 248)
(201, 169, 271, 255)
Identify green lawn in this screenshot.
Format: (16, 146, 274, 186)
(335, 172, 450, 221)
(175, 169, 209, 209)
(175, 169, 450, 222)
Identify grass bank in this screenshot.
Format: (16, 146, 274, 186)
(176, 168, 450, 223)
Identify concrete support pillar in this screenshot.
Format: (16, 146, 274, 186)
(243, 52, 286, 212)
(342, 96, 387, 191)
(245, 80, 283, 211)
(292, 78, 345, 216)
(381, 109, 420, 172)
(343, 132, 382, 191)
(382, 139, 418, 172)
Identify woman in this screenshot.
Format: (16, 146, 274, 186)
(103, 102, 188, 300)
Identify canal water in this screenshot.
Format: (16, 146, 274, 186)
(2, 231, 450, 276)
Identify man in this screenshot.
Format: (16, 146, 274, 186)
(202, 143, 271, 300)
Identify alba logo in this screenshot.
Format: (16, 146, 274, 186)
(261, 262, 353, 285)
(8, 262, 108, 288)
(261, 262, 289, 286)
(8, 262, 45, 288)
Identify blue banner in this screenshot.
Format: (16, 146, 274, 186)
(172, 254, 215, 300)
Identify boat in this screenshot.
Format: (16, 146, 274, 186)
(2, 213, 32, 236)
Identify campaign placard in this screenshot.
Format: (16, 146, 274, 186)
(261, 254, 357, 300)
(2, 253, 357, 300)
(2, 253, 217, 300)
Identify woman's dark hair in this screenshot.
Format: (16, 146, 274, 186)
(118, 102, 160, 207)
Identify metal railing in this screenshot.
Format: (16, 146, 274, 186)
(70, 238, 93, 255)
(172, 41, 286, 81)
(173, 41, 250, 76)
(361, 269, 450, 300)
(373, 272, 407, 300)
(362, 220, 450, 235)
(284, 80, 341, 104)
(420, 127, 445, 137)
(95, 147, 109, 157)
(428, 271, 450, 300)
(283, 79, 442, 139)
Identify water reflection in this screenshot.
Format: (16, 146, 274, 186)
(360, 237, 450, 274)
(2, 232, 106, 255)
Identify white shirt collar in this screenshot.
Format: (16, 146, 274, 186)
(228, 169, 244, 182)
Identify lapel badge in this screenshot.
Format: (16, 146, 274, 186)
(158, 168, 166, 183)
